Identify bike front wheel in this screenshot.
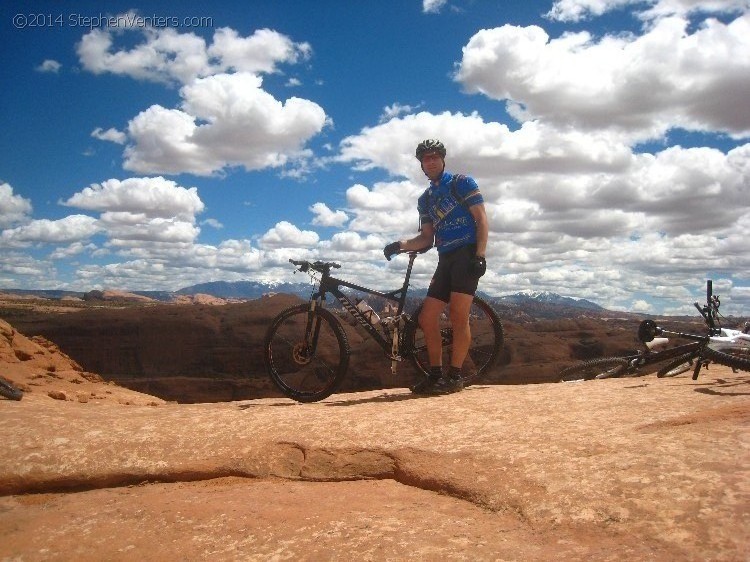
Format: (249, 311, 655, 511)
(559, 358, 629, 382)
(704, 345, 750, 372)
(264, 304, 350, 403)
(406, 296, 503, 386)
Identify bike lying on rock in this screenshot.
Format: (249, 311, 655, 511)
(0, 377, 23, 401)
(656, 325, 750, 377)
(559, 280, 750, 382)
(264, 250, 503, 403)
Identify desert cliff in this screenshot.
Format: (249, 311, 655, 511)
(0, 293, 676, 403)
(0, 316, 748, 560)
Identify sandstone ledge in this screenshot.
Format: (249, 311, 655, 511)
(1, 367, 748, 561)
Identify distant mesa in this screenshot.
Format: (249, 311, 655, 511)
(82, 290, 156, 303)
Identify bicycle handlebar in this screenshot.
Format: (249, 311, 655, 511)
(291, 246, 431, 274)
(290, 259, 341, 273)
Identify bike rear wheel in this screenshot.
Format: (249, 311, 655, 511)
(406, 296, 503, 386)
(264, 304, 350, 403)
(0, 378, 23, 401)
(559, 358, 629, 382)
(704, 345, 750, 372)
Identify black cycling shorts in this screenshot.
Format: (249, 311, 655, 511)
(426, 244, 480, 303)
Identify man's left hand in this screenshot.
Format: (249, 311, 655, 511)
(468, 255, 486, 277)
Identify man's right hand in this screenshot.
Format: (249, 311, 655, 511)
(383, 241, 401, 261)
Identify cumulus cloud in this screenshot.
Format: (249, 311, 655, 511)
(58, 176, 208, 252)
(63, 177, 204, 220)
(379, 103, 421, 123)
(123, 72, 328, 175)
(455, 14, 750, 141)
(338, 111, 633, 185)
(423, 0, 448, 14)
(91, 127, 127, 144)
(0, 183, 33, 228)
(36, 60, 61, 73)
(259, 221, 320, 249)
(547, 0, 749, 22)
(77, 16, 311, 85)
(0, 215, 101, 247)
(310, 203, 348, 227)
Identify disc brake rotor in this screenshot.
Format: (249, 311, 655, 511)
(292, 342, 312, 365)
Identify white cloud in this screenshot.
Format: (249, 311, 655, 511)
(379, 103, 421, 123)
(259, 221, 320, 249)
(91, 127, 127, 144)
(423, 0, 448, 14)
(201, 218, 224, 229)
(123, 72, 328, 175)
(547, 0, 749, 22)
(310, 203, 348, 227)
(338, 111, 633, 185)
(455, 14, 750, 141)
(209, 27, 311, 76)
(77, 18, 311, 85)
(36, 59, 61, 73)
(0, 183, 33, 228)
(0, 215, 101, 246)
(63, 177, 204, 220)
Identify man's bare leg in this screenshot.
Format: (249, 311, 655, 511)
(448, 291, 473, 369)
(418, 296, 447, 367)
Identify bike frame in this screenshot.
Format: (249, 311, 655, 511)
(627, 340, 704, 370)
(305, 252, 421, 355)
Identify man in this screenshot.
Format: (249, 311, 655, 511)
(384, 139, 488, 394)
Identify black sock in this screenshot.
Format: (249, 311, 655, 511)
(429, 366, 443, 378)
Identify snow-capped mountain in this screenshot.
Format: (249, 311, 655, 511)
(495, 290, 603, 311)
(175, 280, 311, 299)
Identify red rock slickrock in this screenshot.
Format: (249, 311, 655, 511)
(0, 317, 748, 560)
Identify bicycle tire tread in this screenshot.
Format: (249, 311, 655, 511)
(704, 346, 750, 373)
(559, 358, 628, 382)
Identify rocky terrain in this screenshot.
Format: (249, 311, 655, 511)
(0, 312, 749, 560)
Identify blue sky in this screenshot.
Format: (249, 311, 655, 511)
(1, 0, 749, 316)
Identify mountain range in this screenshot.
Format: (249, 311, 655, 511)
(1, 280, 604, 312)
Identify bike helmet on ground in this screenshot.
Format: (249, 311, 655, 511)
(415, 139, 446, 161)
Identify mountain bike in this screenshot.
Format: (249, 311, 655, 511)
(263, 250, 504, 403)
(559, 280, 750, 382)
(656, 326, 750, 377)
(0, 377, 23, 401)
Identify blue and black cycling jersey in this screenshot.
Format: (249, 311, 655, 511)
(417, 171, 483, 254)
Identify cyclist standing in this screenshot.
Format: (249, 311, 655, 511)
(384, 139, 489, 394)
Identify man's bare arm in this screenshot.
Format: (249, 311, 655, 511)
(399, 223, 435, 252)
(469, 203, 488, 257)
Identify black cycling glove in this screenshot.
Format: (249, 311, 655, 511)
(383, 241, 401, 261)
(468, 255, 487, 277)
